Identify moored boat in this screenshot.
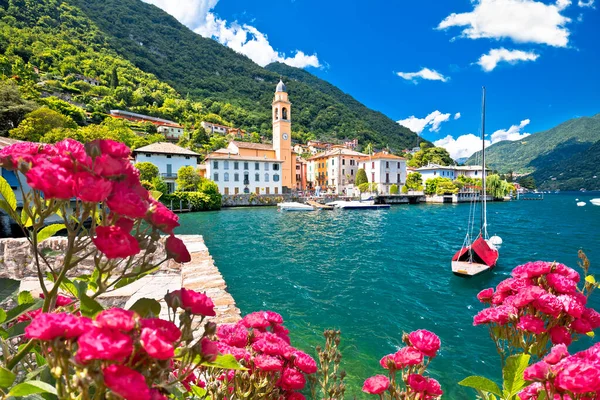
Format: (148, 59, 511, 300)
(277, 202, 314, 211)
(590, 198, 600, 206)
(335, 200, 390, 210)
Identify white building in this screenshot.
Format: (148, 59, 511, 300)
(414, 163, 490, 186)
(359, 152, 407, 194)
(205, 154, 284, 195)
(132, 142, 200, 193)
(157, 124, 185, 141)
(201, 121, 229, 135)
(307, 147, 366, 194)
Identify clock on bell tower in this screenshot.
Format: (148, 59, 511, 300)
(272, 79, 296, 190)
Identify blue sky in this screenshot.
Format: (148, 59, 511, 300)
(143, 0, 600, 159)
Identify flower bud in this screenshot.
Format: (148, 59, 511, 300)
(165, 290, 181, 310)
(85, 140, 102, 159)
(204, 321, 217, 336)
(51, 366, 62, 378)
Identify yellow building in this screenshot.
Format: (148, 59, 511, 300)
(205, 80, 297, 193)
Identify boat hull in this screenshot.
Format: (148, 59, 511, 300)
(277, 202, 314, 211)
(452, 261, 492, 277)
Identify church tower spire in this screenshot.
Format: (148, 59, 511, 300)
(272, 80, 295, 190)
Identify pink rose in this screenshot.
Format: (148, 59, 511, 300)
(406, 374, 428, 392)
(286, 393, 305, 400)
(516, 315, 546, 334)
(103, 365, 150, 400)
(554, 263, 580, 283)
(242, 311, 272, 329)
(532, 293, 563, 317)
(107, 183, 149, 219)
(165, 235, 191, 263)
(93, 225, 141, 259)
(74, 172, 113, 203)
(393, 346, 423, 368)
(582, 308, 600, 330)
(292, 350, 317, 374)
(217, 342, 251, 361)
(76, 327, 133, 363)
(512, 261, 553, 279)
(0, 141, 41, 169)
(265, 311, 284, 324)
(362, 375, 390, 395)
(272, 323, 291, 343)
(148, 200, 179, 233)
(570, 318, 592, 334)
(477, 288, 494, 303)
(254, 354, 284, 371)
(555, 360, 600, 394)
(512, 286, 547, 307)
(546, 273, 577, 294)
(523, 361, 550, 381)
(280, 368, 306, 391)
(426, 378, 443, 396)
(180, 288, 216, 316)
(140, 327, 175, 360)
(95, 308, 137, 332)
(201, 337, 219, 362)
(544, 344, 569, 365)
(379, 354, 395, 369)
(558, 294, 585, 318)
(150, 389, 168, 400)
(217, 323, 248, 348)
(408, 329, 441, 358)
(518, 382, 542, 400)
(25, 312, 90, 341)
(549, 326, 572, 346)
(26, 158, 74, 199)
(97, 139, 131, 158)
(140, 319, 181, 343)
(252, 332, 289, 357)
(55, 139, 89, 166)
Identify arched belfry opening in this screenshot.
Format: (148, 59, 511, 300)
(274, 108, 279, 120)
(282, 107, 288, 120)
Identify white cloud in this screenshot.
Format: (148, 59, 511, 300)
(578, 0, 595, 6)
(490, 119, 532, 143)
(143, 0, 320, 68)
(436, 119, 532, 159)
(477, 48, 540, 71)
(435, 134, 490, 160)
(437, 0, 572, 48)
(398, 111, 452, 134)
(396, 68, 449, 83)
(454, 112, 461, 120)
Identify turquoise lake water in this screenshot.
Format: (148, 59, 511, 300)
(176, 193, 600, 398)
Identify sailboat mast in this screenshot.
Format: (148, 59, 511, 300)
(481, 86, 488, 239)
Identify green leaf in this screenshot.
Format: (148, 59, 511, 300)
(6, 321, 29, 338)
(201, 354, 247, 370)
(4, 300, 43, 323)
(18, 291, 35, 305)
(503, 353, 531, 399)
(129, 298, 161, 318)
(585, 275, 596, 284)
(0, 175, 17, 211)
(20, 207, 34, 228)
(0, 365, 16, 388)
(458, 376, 502, 397)
(150, 190, 163, 201)
(586, 331, 595, 338)
(35, 224, 66, 243)
(0, 309, 6, 324)
(190, 384, 207, 397)
(8, 380, 57, 397)
(0, 278, 20, 303)
(79, 292, 103, 317)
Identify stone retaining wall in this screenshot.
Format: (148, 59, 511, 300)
(221, 193, 299, 207)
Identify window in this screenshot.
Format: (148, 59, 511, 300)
(342, 159, 346, 165)
(213, 161, 219, 169)
(233, 161, 239, 170)
(434, 171, 437, 176)
(397, 173, 401, 183)
(234, 173, 239, 182)
(273, 174, 280, 182)
(265, 163, 269, 171)
(224, 187, 229, 195)
(255, 162, 260, 170)
(265, 173, 270, 182)
(342, 169, 345, 176)
(386, 161, 390, 168)
(244, 162, 249, 170)
(255, 173, 260, 182)
(244, 172, 249, 185)
(275, 188, 278, 194)
(234, 187, 239, 194)
(332, 159, 335, 166)
(213, 173, 219, 181)
(167, 155, 172, 159)
(386, 173, 390, 183)
(351, 170, 354, 176)
(224, 173, 229, 182)
(146, 154, 151, 158)
(266, 187, 270, 195)
(475, 171, 478, 176)
(185, 156, 191, 160)
(282, 107, 288, 119)
(363, 163, 366, 169)
(397, 162, 401, 168)
(273, 163, 280, 171)
(371, 173, 375, 182)
(274, 108, 279, 120)
(224, 161, 229, 170)
(372, 162, 375, 169)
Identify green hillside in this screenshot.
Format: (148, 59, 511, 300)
(63, 0, 418, 149)
(466, 113, 600, 188)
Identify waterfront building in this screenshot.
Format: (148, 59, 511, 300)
(344, 139, 359, 150)
(132, 142, 200, 193)
(205, 154, 284, 195)
(307, 146, 366, 194)
(359, 152, 407, 194)
(295, 157, 308, 191)
(205, 80, 296, 194)
(200, 121, 229, 135)
(415, 163, 490, 186)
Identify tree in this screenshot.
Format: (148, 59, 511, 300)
(0, 81, 38, 136)
(405, 172, 423, 191)
(176, 166, 200, 192)
(40, 97, 86, 125)
(407, 146, 454, 168)
(250, 132, 261, 143)
(358, 182, 377, 193)
(152, 176, 169, 196)
(355, 168, 368, 186)
(518, 175, 536, 190)
(390, 184, 399, 194)
(135, 162, 159, 182)
(10, 107, 77, 142)
(110, 66, 119, 89)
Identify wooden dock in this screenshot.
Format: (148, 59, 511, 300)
(306, 200, 334, 210)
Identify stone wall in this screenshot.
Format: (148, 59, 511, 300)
(221, 193, 299, 207)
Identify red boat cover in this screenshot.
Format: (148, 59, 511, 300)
(452, 237, 499, 268)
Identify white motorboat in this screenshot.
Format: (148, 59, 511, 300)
(577, 201, 586, 207)
(277, 202, 314, 211)
(590, 198, 600, 206)
(334, 200, 390, 210)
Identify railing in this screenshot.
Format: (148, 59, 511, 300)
(161, 173, 177, 178)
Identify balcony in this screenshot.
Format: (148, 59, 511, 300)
(161, 173, 177, 179)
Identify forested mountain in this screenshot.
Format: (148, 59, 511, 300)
(17, 0, 416, 149)
(466, 113, 600, 189)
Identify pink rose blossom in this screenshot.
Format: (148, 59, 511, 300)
(93, 225, 140, 259)
(140, 318, 181, 342)
(25, 312, 89, 341)
(406, 374, 428, 392)
(74, 172, 113, 203)
(103, 365, 150, 400)
(217, 342, 251, 361)
(0, 142, 41, 169)
(517, 315, 546, 334)
(533, 293, 563, 317)
(217, 323, 248, 348)
(254, 354, 284, 371)
(379, 354, 394, 369)
(548, 326, 572, 346)
(546, 273, 577, 294)
(97, 139, 131, 158)
(426, 378, 443, 396)
(512, 261, 553, 279)
(201, 337, 219, 362)
(555, 360, 600, 394)
(544, 344, 569, 365)
(558, 295, 585, 318)
(242, 311, 272, 329)
(570, 318, 593, 334)
(76, 327, 133, 363)
(477, 288, 494, 303)
(280, 368, 306, 391)
(180, 288, 215, 316)
(554, 263, 580, 283)
(165, 235, 191, 263)
(107, 183, 149, 219)
(95, 308, 137, 332)
(26, 159, 74, 199)
(524, 361, 551, 381)
(393, 346, 423, 368)
(582, 308, 600, 330)
(292, 350, 317, 374)
(408, 329, 441, 358)
(148, 200, 179, 234)
(362, 375, 390, 395)
(518, 382, 543, 400)
(140, 326, 175, 359)
(252, 332, 289, 357)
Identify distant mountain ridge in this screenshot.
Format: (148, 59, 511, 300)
(466, 113, 600, 190)
(66, 0, 419, 149)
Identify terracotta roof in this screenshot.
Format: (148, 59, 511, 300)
(230, 141, 273, 151)
(358, 152, 406, 161)
(133, 142, 200, 156)
(206, 153, 282, 162)
(307, 148, 366, 160)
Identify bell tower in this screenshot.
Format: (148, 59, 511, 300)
(272, 79, 295, 190)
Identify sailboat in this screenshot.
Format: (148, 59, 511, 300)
(451, 87, 500, 277)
